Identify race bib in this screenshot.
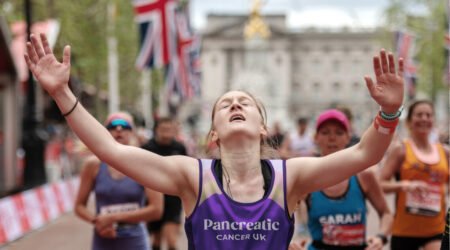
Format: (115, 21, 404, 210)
(406, 182, 441, 216)
(100, 203, 140, 230)
(322, 224, 365, 246)
(100, 203, 139, 214)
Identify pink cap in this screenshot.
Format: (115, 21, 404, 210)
(316, 109, 350, 132)
(105, 112, 134, 126)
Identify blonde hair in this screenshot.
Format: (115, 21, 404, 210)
(206, 90, 279, 159)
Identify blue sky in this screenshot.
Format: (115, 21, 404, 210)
(191, 0, 392, 29)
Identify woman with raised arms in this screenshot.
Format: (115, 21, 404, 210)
(25, 33, 404, 250)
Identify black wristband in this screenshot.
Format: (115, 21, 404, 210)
(62, 98, 79, 117)
(376, 233, 388, 245)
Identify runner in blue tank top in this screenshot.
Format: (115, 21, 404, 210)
(74, 112, 163, 250)
(26, 34, 404, 250)
(307, 176, 369, 249)
(291, 110, 393, 250)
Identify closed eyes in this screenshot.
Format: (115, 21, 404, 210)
(219, 100, 252, 109)
(220, 103, 230, 109)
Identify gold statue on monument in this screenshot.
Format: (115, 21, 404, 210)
(244, 0, 271, 40)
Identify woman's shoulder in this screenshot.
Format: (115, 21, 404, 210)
(81, 155, 101, 178)
(357, 167, 376, 179)
(83, 155, 101, 165)
(388, 139, 407, 159)
(356, 167, 377, 191)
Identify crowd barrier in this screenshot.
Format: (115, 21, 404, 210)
(0, 177, 80, 246)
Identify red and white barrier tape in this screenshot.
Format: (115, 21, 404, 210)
(0, 177, 80, 245)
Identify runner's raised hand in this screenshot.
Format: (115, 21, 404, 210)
(24, 33, 71, 96)
(365, 49, 404, 114)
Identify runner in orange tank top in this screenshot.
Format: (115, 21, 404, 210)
(380, 100, 449, 250)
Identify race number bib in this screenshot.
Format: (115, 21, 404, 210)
(406, 182, 441, 216)
(100, 203, 140, 230)
(322, 224, 365, 246)
(100, 203, 139, 214)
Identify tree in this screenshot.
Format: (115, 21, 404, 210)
(1, 0, 164, 120)
(381, 0, 448, 101)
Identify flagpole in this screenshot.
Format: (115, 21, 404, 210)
(107, 1, 119, 113)
(141, 68, 153, 130)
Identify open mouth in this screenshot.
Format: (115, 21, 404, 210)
(229, 113, 246, 122)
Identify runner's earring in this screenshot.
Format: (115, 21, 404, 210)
(211, 130, 219, 142)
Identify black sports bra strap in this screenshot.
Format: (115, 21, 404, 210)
(213, 160, 272, 196)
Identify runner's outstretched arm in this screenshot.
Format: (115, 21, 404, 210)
(287, 49, 404, 199)
(24, 33, 198, 201)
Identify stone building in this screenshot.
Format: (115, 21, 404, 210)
(198, 13, 382, 134)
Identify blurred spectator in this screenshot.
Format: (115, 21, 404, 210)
(279, 117, 315, 158)
(141, 117, 187, 250)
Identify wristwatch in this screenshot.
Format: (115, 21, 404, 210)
(376, 233, 388, 245)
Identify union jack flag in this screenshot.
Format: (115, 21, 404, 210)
(394, 31, 418, 99)
(165, 3, 201, 102)
(133, 0, 178, 70)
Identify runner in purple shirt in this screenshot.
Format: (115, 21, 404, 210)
(25, 33, 404, 250)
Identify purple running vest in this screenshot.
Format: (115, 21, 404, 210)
(184, 159, 295, 250)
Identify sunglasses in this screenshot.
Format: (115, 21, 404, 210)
(106, 119, 132, 131)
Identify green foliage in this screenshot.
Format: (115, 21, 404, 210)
(114, 0, 141, 110)
(415, 0, 447, 101)
(380, 0, 448, 101)
(2, 0, 166, 117)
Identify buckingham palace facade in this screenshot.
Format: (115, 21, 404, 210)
(197, 13, 382, 133)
